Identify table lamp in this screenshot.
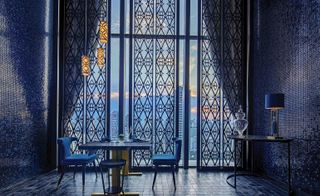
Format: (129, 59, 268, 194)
(265, 93, 284, 138)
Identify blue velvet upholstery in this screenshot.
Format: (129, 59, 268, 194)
(58, 137, 97, 165)
(151, 139, 182, 189)
(152, 154, 175, 165)
(57, 137, 97, 187)
(174, 139, 182, 163)
(57, 137, 75, 163)
(63, 154, 97, 165)
(152, 139, 182, 166)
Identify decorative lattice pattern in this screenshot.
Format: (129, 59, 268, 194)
(63, 0, 86, 153)
(63, 0, 109, 161)
(200, 0, 222, 167)
(134, 0, 154, 35)
(132, 38, 154, 167)
(156, 0, 175, 35)
(132, 0, 176, 168)
(61, 0, 245, 170)
(200, 0, 244, 168)
(154, 39, 175, 154)
(222, 0, 243, 167)
(85, 0, 108, 161)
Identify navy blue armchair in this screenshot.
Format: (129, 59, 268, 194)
(151, 138, 182, 189)
(57, 137, 97, 188)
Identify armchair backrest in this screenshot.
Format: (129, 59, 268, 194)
(174, 139, 182, 164)
(57, 137, 77, 161)
(100, 136, 110, 142)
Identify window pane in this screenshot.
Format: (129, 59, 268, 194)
(110, 38, 120, 139)
(179, 0, 185, 35)
(124, 38, 130, 134)
(189, 40, 198, 166)
(178, 40, 185, 166)
(125, 0, 130, 34)
(190, 0, 198, 35)
(111, 0, 120, 34)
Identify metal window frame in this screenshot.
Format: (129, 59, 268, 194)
(183, 0, 190, 169)
(196, 0, 202, 170)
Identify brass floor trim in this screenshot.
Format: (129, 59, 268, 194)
(126, 172, 142, 176)
(91, 192, 139, 196)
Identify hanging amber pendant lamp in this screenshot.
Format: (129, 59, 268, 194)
(81, 55, 90, 76)
(99, 21, 108, 44)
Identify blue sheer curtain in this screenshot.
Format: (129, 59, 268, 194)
(203, 0, 244, 116)
(200, 0, 244, 168)
(62, 0, 85, 141)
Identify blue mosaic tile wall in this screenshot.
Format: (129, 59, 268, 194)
(0, 0, 57, 188)
(251, 0, 320, 194)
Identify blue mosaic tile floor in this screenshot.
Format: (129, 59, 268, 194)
(0, 169, 287, 195)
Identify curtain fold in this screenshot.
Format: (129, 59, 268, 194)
(85, 0, 108, 143)
(62, 0, 108, 161)
(222, 0, 244, 115)
(200, 0, 245, 168)
(205, 0, 244, 116)
(62, 0, 85, 139)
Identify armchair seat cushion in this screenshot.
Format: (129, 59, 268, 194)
(62, 154, 97, 165)
(152, 154, 175, 165)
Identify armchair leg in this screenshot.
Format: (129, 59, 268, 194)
(82, 165, 86, 186)
(100, 166, 106, 194)
(57, 166, 65, 188)
(107, 169, 110, 189)
(121, 165, 125, 195)
(152, 165, 158, 189)
(73, 166, 76, 179)
(171, 164, 176, 189)
(93, 160, 98, 178)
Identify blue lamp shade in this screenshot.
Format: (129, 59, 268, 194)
(265, 93, 285, 109)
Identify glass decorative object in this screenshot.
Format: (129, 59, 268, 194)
(97, 47, 105, 68)
(99, 21, 108, 44)
(231, 106, 248, 137)
(81, 55, 90, 76)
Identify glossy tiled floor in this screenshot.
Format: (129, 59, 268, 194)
(0, 169, 287, 196)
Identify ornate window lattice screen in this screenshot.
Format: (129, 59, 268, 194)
(131, 0, 176, 168)
(61, 0, 245, 169)
(63, 0, 85, 153)
(200, 0, 244, 168)
(62, 0, 108, 162)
